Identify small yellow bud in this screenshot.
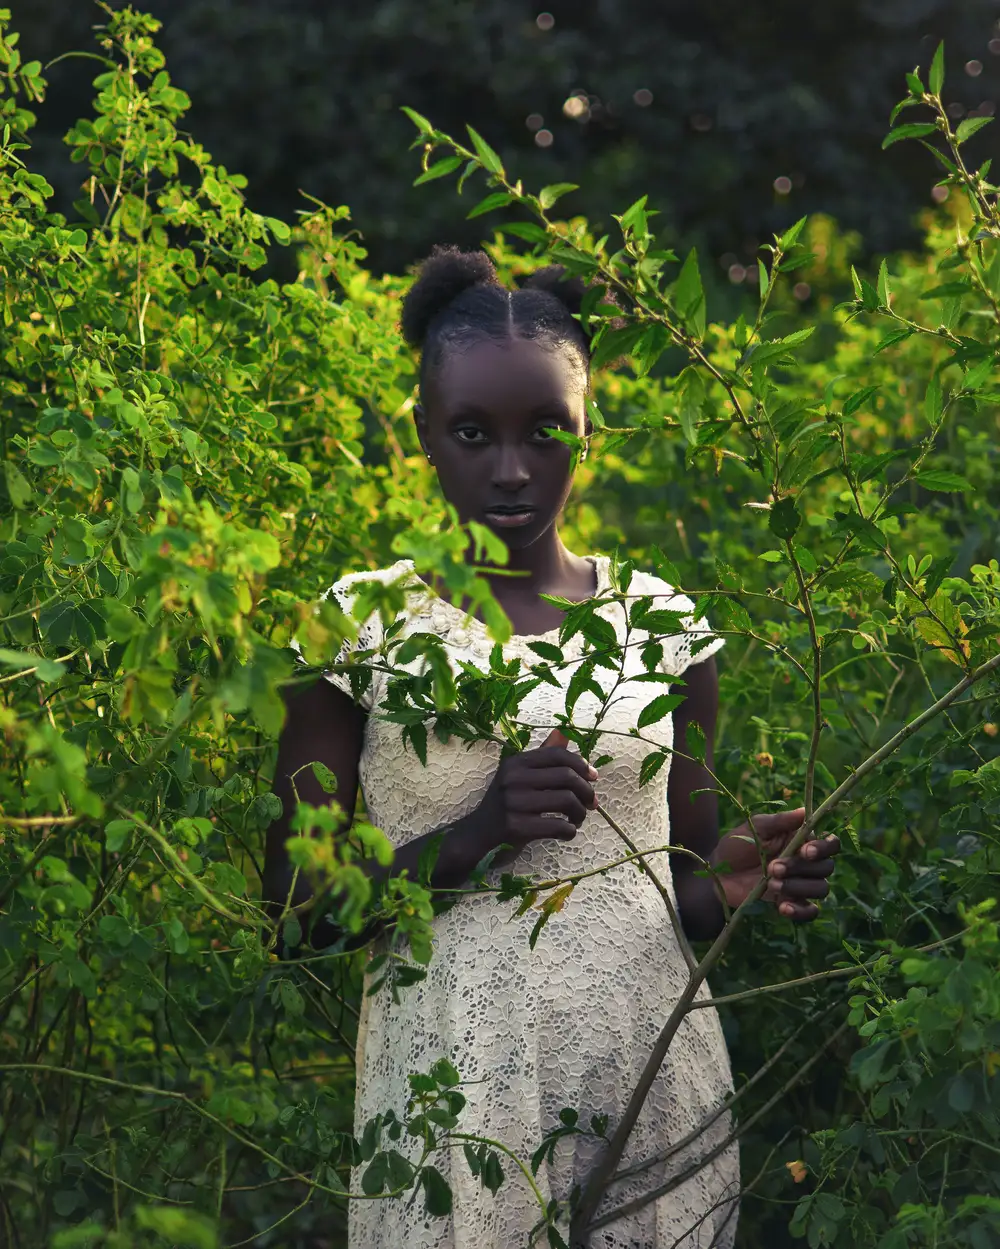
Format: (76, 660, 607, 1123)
(756, 752, 774, 769)
(786, 1159, 808, 1183)
(984, 723, 998, 738)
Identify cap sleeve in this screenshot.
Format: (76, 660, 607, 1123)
(289, 568, 392, 711)
(630, 569, 725, 678)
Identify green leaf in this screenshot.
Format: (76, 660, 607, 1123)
(311, 761, 338, 793)
(502, 222, 549, 244)
(916, 470, 973, 492)
(873, 327, 914, 355)
(538, 183, 578, 211)
(751, 326, 815, 365)
(103, 818, 135, 853)
(278, 979, 305, 1016)
(677, 368, 704, 446)
(929, 41, 945, 95)
(674, 249, 706, 339)
(413, 156, 462, 186)
(465, 125, 504, 175)
(481, 1151, 504, 1195)
(639, 751, 667, 785)
(0, 647, 63, 682)
(467, 191, 513, 219)
(401, 106, 434, 134)
(843, 385, 880, 417)
(361, 1151, 389, 1195)
(768, 497, 801, 540)
(882, 123, 937, 149)
(421, 1165, 453, 1216)
(956, 115, 993, 145)
(876, 259, 890, 307)
(779, 216, 808, 250)
(4, 462, 33, 508)
(264, 216, 291, 244)
(636, 693, 684, 729)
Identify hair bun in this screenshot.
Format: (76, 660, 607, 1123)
(400, 245, 501, 348)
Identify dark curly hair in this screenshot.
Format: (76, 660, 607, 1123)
(400, 244, 607, 393)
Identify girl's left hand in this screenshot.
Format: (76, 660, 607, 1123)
(709, 807, 841, 922)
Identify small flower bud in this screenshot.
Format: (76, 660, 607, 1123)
(756, 751, 774, 768)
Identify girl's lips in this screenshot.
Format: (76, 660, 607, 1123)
(484, 508, 537, 528)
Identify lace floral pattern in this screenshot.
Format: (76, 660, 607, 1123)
(301, 557, 738, 1248)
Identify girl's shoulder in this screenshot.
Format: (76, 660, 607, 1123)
(609, 561, 696, 615)
(320, 559, 417, 605)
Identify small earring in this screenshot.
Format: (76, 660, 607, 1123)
(425, 451, 433, 464)
(580, 444, 589, 462)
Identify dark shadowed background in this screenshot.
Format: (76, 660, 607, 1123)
(16, 0, 1000, 275)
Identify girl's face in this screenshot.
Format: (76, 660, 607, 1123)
(416, 337, 588, 552)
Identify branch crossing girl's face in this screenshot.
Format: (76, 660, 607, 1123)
(417, 336, 589, 551)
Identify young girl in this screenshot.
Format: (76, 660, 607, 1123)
(264, 246, 840, 1248)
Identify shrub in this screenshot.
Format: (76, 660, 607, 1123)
(0, 10, 998, 1248)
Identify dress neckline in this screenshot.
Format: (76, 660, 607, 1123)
(403, 554, 610, 643)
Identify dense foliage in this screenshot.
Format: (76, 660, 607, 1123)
(18, 0, 1000, 274)
(1, 7, 999, 1248)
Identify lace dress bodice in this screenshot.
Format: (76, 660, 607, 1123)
(303, 556, 739, 1248)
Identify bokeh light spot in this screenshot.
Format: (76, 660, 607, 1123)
(633, 88, 654, 107)
(728, 264, 746, 284)
(536, 12, 555, 30)
(931, 185, 949, 203)
(526, 113, 544, 132)
(773, 175, 792, 195)
(563, 94, 590, 120)
(535, 128, 554, 148)
(966, 59, 984, 77)
(793, 282, 812, 301)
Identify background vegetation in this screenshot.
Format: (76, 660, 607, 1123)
(17, 0, 1000, 274)
(1, 5, 999, 1249)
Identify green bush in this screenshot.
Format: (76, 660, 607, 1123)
(1, 9, 998, 1247)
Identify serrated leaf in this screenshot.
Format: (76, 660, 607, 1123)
(538, 183, 578, 210)
(674, 249, 706, 340)
(929, 42, 945, 96)
(779, 216, 808, 250)
(873, 327, 914, 355)
(467, 191, 513, 219)
(413, 156, 462, 186)
(876, 259, 890, 307)
(916, 470, 973, 492)
(882, 123, 937, 149)
(401, 106, 434, 135)
(466, 125, 504, 175)
(956, 115, 993, 144)
(843, 385, 880, 417)
(637, 693, 684, 729)
(502, 221, 549, 244)
(768, 496, 801, 539)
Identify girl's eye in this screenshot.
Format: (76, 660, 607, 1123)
(532, 425, 558, 442)
(454, 427, 487, 444)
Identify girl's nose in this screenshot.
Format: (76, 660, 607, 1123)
(491, 443, 530, 491)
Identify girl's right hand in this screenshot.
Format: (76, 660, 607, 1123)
(477, 728, 598, 856)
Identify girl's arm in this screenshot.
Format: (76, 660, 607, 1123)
(262, 678, 597, 946)
(667, 658, 727, 941)
(668, 659, 841, 941)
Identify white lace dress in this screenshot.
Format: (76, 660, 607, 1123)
(310, 556, 739, 1249)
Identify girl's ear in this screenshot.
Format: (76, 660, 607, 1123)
(413, 401, 431, 459)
